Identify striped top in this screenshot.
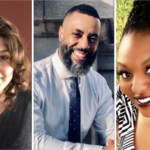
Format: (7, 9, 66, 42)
(116, 85, 137, 150)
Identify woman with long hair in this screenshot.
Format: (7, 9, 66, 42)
(116, 1, 150, 150)
(0, 17, 31, 149)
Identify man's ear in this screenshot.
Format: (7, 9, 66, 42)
(59, 26, 64, 41)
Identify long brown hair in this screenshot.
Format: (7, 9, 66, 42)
(0, 17, 31, 109)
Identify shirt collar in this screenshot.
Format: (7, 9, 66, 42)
(52, 49, 73, 79)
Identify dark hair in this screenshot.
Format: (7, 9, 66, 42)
(64, 4, 100, 21)
(121, 0, 150, 39)
(0, 17, 31, 109)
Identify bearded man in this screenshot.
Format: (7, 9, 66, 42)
(34, 4, 114, 150)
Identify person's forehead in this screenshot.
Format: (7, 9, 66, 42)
(64, 12, 101, 33)
(118, 33, 150, 63)
(69, 11, 99, 22)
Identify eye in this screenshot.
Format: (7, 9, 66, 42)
(122, 72, 131, 78)
(117, 70, 131, 79)
(73, 33, 81, 38)
(0, 56, 9, 60)
(90, 38, 97, 43)
(146, 66, 150, 73)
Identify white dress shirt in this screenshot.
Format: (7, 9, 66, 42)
(34, 50, 114, 150)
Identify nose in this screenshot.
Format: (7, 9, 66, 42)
(131, 76, 148, 95)
(79, 36, 90, 50)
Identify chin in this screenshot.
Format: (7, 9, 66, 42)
(138, 106, 150, 118)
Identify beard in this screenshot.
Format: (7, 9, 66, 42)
(59, 40, 97, 77)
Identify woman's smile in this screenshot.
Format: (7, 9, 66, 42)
(118, 33, 150, 117)
(0, 37, 13, 95)
(134, 96, 150, 107)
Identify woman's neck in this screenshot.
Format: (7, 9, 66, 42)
(134, 110, 150, 149)
(138, 110, 150, 126)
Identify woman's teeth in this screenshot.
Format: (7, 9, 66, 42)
(74, 51, 86, 58)
(138, 97, 150, 103)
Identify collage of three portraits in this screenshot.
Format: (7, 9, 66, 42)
(0, 0, 150, 150)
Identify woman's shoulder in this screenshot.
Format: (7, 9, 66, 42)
(15, 88, 32, 109)
(116, 84, 137, 123)
(17, 88, 31, 100)
(116, 84, 133, 106)
(17, 88, 31, 96)
(116, 84, 127, 104)
(116, 84, 130, 122)
(1, 89, 32, 149)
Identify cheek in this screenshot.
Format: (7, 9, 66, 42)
(2, 65, 13, 82)
(6, 67, 13, 77)
(120, 79, 137, 106)
(89, 42, 98, 53)
(0, 63, 13, 93)
(120, 79, 132, 97)
(92, 45, 98, 53)
(69, 38, 76, 45)
(64, 34, 77, 46)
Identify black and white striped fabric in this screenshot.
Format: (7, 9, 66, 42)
(116, 84, 137, 150)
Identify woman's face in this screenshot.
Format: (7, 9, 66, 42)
(0, 37, 13, 95)
(118, 33, 150, 117)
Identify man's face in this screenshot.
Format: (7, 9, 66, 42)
(58, 11, 101, 77)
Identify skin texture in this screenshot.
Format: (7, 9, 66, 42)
(118, 33, 150, 117)
(103, 139, 114, 150)
(58, 12, 101, 64)
(118, 33, 150, 150)
(0, 37, 13, 114)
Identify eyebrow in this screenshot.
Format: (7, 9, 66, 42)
(0, 50, 9, 53)
(118, 57, 150, 68)
(73, 29, 99, 37)
(90, 33, 99, 38)
(74, 29, 84, 34)
(117, 62, 127, 68)
(142, 57, 150, 65)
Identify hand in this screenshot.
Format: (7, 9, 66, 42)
(103, 139, 114, 150)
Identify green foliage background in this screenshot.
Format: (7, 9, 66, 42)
(116, 0, 134, 82)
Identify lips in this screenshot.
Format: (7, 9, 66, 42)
(134, 96, 150, 107)
(73, 50, 88, 61)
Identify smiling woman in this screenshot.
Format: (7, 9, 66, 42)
(0, 17, 31, 149)
(116, 1, 150, 150)
(0, 40, 13, 98)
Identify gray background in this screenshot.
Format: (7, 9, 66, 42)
(34, 0, 114, 146)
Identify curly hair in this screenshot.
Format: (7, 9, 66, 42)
(121, 0, 150, 39)
(0, 17, 31, 109)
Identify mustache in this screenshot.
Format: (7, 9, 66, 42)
(59, 42, 97, 77)
(59, 40, 90, 55)
(69, 47, 90, 55)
